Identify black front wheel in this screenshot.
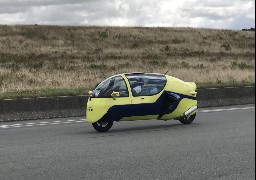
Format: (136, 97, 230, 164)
(179, 113, 196, 124)
(92, 120, 113, 132)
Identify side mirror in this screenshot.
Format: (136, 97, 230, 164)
(111, 91, 120, 98)
(88, 90, 93, 96)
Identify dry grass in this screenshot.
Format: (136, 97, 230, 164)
(0, 25, 255, 93)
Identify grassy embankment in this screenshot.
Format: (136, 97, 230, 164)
(0, 25, 255, 99)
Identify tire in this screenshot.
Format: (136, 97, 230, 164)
(92, 120, 113, 132)
(179, 113, 196, 124)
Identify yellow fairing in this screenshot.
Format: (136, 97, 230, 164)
(87, 87, 164, 123)
(160, 99, 197, 120)
(86, 98, 131, 123)
(121, 115, 158, 121)
(165, 75, 197, 98)
(86, 74, 131, 123)
(120, 88, 164, 121)
(86, 73, 197, 123)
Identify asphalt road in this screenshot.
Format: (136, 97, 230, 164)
(0, 105, 255, 180)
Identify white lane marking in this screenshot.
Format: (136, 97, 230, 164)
(80, 118, 87, 121)
(0, 119, 85, 129)
(0, 125, 10, 128)
(200, 107, 255, 113)
(25, 125, 34, 127)
(11, 125, 23, 128)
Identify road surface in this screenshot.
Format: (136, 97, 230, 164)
(0, 105, 255, 180)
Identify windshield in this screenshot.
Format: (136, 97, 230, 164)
(91, 75, 129, 98)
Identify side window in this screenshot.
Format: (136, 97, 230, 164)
(93, 76, 128, 98)
(127, 75, 166, 97)
(112, 76, 129, 97)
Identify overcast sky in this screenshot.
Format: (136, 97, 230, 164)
(0, 0, 255, 29)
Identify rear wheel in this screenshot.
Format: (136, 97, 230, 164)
(179, 113, 196, 124)
(92, 120, 113, 132)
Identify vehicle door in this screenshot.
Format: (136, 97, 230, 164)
(87, 75, 132, 123)
(125, 74, 167, 119)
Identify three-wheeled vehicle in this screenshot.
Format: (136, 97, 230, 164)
(87, 73, 197, 132)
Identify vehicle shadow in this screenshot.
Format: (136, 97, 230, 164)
(112, 123, 199, 133)
(82, 122, 200, 136)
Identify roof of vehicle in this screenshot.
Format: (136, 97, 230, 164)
(123, 72, 164, 76)
(123, 72, 145, 75)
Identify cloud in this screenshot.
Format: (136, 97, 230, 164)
(0, 0, 255, 29)
(179, 0, 255, 29)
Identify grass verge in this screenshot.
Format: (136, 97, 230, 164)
(0, 88, 89, 100)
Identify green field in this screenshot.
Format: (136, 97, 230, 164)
(0, 25, 255, 99)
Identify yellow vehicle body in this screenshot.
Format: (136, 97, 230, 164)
(86, 73, 197, 125)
